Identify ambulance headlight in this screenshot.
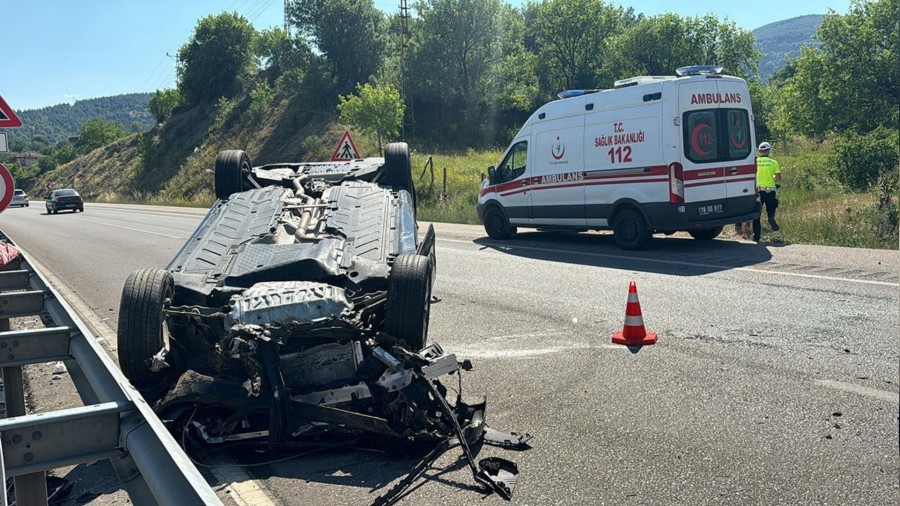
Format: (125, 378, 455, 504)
(677, 206, 686, 213)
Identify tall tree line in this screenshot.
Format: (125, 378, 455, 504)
(167, 0, 896, 172)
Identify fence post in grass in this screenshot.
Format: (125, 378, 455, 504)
(429, 158, 435, 190)
(442, 167, 447, 200)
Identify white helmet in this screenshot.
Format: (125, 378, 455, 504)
(758, 142, 772, 151)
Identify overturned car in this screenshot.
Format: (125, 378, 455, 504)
(117, 143, 529, 502)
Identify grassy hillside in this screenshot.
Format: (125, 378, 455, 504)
(753, 14, 823, 82)
(29, 89, 350, 206)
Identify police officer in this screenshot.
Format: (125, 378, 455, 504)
(753, 142, 781, 241)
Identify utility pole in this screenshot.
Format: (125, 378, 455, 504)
(284, 0, 291, 35)
(399, 0, 413, 138)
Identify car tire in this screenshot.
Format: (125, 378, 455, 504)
(483, 206, 517, 240)
(381, 142, 416, 207)
(385, 254, 433, 351)
(688, 226, 723, 241)
(118, 269, 174, 389)
(214, 150, 253, 201)
(613, 208, 652, 250)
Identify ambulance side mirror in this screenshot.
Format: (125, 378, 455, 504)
(487, 166, 496, 183)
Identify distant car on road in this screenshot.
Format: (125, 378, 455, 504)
(10, 189, 29, 207)
(45, 189, 84, 214)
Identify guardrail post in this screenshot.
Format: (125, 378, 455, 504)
(0, 318, 49, 506)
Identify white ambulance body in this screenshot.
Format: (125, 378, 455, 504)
(477, 66, 760, 250)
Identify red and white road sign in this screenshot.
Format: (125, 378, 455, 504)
(0, 95, 22, 128)
(0, 163, 16, 213)
(330, 130, 360, 161)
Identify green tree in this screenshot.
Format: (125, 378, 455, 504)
(51, 141, 77, 165)
(252, 27, 312, 78)
(177, 12, 257, 105)
(606, 13, 760, 81)
(779, 0, 899, 136)
(76, 118, 128, 155)
(148, 89, 183, 123)
(409, 0, 525, 144)
(525, 0, 638, 96)
(290, 0, 385, 93)
(338, 83, 405, 150)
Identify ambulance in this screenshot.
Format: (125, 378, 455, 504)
(476, 65, 760, 250)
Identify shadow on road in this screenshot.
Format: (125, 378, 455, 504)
(472, 230, 774, 276)
(226, 443, 490, 503)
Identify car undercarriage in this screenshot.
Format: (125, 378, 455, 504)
(117, 143, 530, 503)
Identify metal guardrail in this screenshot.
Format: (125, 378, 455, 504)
(0, 230, 222, 506)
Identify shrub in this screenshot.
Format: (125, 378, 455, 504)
(831, 127, 899, 190)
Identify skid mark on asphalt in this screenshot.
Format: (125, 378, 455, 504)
(438, 238, 899, 287)
(815, 380, 899, 403)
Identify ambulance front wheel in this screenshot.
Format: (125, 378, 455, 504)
(613, 209, 652, 250)
(484, 207, 517, 240)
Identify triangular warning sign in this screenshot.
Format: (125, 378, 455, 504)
(0, 95, 22, 128)
(331, 130, 360, 161)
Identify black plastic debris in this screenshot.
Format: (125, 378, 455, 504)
(476, 457, 520, 501)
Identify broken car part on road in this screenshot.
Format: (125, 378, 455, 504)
(116, 143, 531, 502)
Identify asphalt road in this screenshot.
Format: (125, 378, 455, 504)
(1, 203, 898, 505)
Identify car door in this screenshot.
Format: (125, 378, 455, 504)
(492, 140, 532, 226)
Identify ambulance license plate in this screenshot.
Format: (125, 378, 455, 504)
(698, 204, 724, 216)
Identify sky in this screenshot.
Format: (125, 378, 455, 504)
(1, 0, 852, 111)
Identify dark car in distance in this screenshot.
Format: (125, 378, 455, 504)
(45, 189, 84, 214)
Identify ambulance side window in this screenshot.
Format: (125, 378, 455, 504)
(683, 110, 719, 163)
(497, 141, 527, 182)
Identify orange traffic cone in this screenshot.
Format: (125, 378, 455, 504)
(611, 281, 657, 346)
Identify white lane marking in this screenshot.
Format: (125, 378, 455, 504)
(815, 380, 899, 404)
(438, 238, 899, 287)
(210, 466, 278, 506)
(76, 217, 185, 239)
(454, 343, 626, 359)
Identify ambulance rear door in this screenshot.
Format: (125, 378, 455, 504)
(717, 79, 757, 216)
(678, 81, 727, 222)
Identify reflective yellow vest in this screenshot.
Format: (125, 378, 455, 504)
(757, 156, 780, 189)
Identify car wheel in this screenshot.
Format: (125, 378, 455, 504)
(214, 150, 253, 201)
(385, 254, 433, 351)
(613, 208, 652, 250)
(688, 226, 723, 241)
(483, 206, 517, 240)
(78, 207, 84, 213)
(381, 142, 416, 208)
(118, 269, 174, 389)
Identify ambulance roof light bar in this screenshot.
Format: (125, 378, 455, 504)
(675, 65, 724, 77)
(613, 76, 673, 89)
(557, 89, 604, 99)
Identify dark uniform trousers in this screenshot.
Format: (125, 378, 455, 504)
(752, 188, 779, 240)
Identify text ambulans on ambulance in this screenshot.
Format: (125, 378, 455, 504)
(477, 65, 760, 250)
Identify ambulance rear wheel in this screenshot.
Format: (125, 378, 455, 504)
(613, 209, 651, 250)
(484, 206, 517, 240)
(688, 226, 723, 241)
